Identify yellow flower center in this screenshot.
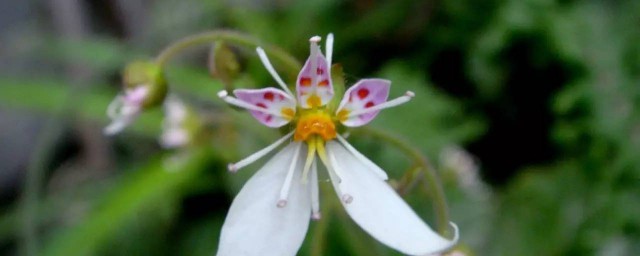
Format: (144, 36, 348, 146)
(306, 94, 322, 108)
(293, 110, 337, 142)
(281, 107, 295, 120)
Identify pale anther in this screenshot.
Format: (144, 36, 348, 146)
(342, 194, 353, 204)
(309, 35, 321, 43)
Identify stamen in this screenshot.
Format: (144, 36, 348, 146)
(309, 35, 321, 43)
(217, 90, 287, 117)
(278, 142, 303, 208)
(228, 132, 294, 172)
(336, 135, 388, 180)
(326, 33, 334, 68)
(341, 194, 353, 204)
(346, 91, 415, 117)
(310, 158, 321, 220)
(300, 138, 317, 184)
(315, 140, 341, 183)
(326, 147, 353, 204)
(255, 47, 294, 97)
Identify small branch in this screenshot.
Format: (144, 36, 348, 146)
(155, 30, 301, 77)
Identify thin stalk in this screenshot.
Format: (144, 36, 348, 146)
(20, 82, 78, 256)
(22, 122, 65, 256)
(155, 30, 301, 76)
(353, 127, 452, 237)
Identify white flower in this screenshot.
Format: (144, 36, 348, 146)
(159, 97, 190, 149)
(440, 145, 489, 197)
(216, 34, 458, 256)
(104, 86, 150, 135)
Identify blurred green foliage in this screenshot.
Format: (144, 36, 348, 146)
(0, 0, 639, 255)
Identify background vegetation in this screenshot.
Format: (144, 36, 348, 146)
(0, 0, 638, 255)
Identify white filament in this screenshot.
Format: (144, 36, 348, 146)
(227, 132, 294, 172)
(256, 47, 294, 97)
(326, 148, 353, 204)
(310, 159, 321, 220)
(347, 91, 415, 117)
(217, 90, 286, 117)
(278, 142, 303, 207)
(326, 33, 334, 69)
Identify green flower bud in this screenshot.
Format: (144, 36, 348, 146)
(104, 61, 167, 135)
(209, 41, 241, 86)
(123, 60, 167, 108)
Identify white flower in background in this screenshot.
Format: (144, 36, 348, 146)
(440, 145, 488, 197)
(216, 34, 458, 256)
(104, 86, 149, 135)
(159, 97, 190, 149)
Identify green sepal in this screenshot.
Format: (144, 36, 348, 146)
(327, 63, 345, 112)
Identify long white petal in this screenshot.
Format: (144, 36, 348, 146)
(217, 143, 311, 256)
(336, 135, 388, 180)
(325, 141, 458, 256)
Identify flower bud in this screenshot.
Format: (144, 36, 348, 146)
(209, 41, 241, 86)
(104, 61, 167, 135)
(122, 61, 167, 108)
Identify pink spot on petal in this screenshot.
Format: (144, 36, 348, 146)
(318, 80, 329, 87)
(316, 68, 324, 75)
(365, 101, 375, 108)
(265, 115, 273, 122)
(300, 77, 312, 86)
(264, 92, 274, 101)
(257, 103, 267, 109)
(357, 89, 370, 99)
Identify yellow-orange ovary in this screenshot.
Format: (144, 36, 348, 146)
(293, 113, 337, 141)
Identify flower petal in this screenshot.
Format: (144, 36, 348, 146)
(216, 143, 311, 256)
(234, 88, 297, 127)
(336, 79, 390, 127)
(325, 141, 458, 255)
(296, 39, 334, 108)
(103, 95, 141, 135)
